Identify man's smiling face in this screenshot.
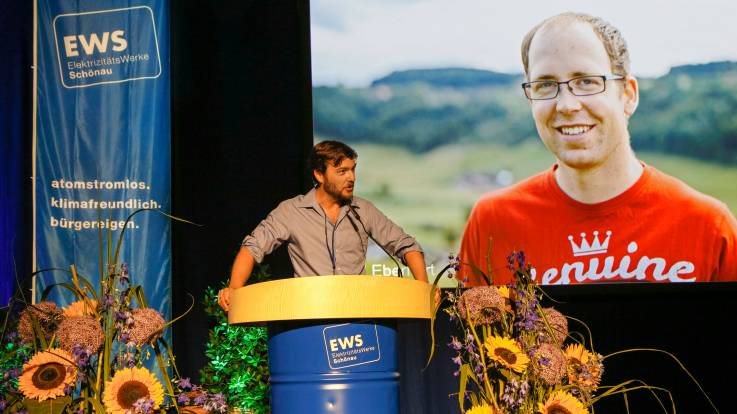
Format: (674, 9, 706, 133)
(527, 22, 638, 171)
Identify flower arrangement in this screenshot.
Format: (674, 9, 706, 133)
(0, 210, 226, 414)
(431, 251, 716, 414)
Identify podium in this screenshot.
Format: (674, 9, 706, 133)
(228, 275, 432, 414)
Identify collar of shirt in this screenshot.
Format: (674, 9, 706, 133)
(297, 188, 361, 223)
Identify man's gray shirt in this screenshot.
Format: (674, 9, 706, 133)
(242, 188, 423, 276)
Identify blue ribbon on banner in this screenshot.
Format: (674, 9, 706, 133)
(35, 0, 170, 331)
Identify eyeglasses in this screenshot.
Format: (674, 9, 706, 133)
(522, 75, 625, 100)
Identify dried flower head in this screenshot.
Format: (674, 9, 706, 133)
(538, 307, 568, 345)
(18, 302, 62, 343)
(458, 287, 505, 325)
(531, 343, 567, 385)
(57, 315, 104, 355)
(128, 308, 166, 345)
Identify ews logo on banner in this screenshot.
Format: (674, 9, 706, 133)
(52, 6, 161, 88)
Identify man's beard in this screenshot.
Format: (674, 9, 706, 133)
(323, 179, 352, 204)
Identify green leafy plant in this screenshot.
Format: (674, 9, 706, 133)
(200, 265, 271, 414)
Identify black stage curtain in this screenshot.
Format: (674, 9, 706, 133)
(0, 0, 33, 304)
(171, 0, 313, 382)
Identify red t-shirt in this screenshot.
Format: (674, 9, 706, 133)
(458, 164, 737, 285)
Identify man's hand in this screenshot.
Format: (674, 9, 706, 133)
(217, 287, 233, 311)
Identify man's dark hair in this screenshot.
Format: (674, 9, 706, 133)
(309, 140, 358, 186)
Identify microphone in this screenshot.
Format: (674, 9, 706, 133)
(348, 203, 404, 278)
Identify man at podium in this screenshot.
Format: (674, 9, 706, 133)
(218, 140, 428, 311)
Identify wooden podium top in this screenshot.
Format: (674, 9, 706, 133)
(228, 275, 433, 324)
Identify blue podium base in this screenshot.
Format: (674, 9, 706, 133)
(268, 320, 398, 414)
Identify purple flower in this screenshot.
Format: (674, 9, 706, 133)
(6, 367, 21, 380)
(72, 344, 92, 367)
(501, 378, 530, 410)
(102, 294, 114, 310)
(177, 393, 191, 405)
(193, 393, 208, 406)
(448, 336, 462, 351)
(132, 397, 155, 414)
(178, 377, 193, 390)
(120, 263, 130, 284)
(451, 355, 462, 366)
(516, 251, 526, 269)
(506, 253, 516, 271)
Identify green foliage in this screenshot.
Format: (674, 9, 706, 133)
(200, 266, 271, 414)
(0, 326, 33, 406)
(314, 62, 737, 164)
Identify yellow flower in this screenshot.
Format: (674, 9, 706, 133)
(484, 335, 529, 373)
(466, 403, 493, 414)
(564, 343, 592, 365)
(103, 367, 165, 413)
(495, 286, 514, 313)
(18, 349, 76, 401)
(63, 299, 98, 317)
(538, 390, 588, 414)
(565, 344, 603, 391)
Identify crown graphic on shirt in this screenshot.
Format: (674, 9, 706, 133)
(568, 230, 612, 257)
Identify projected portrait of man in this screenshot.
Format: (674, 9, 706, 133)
(459, 12, 737, 285)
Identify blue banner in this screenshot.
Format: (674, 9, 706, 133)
(35, 0, 170, 323)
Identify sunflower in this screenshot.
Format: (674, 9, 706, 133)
(495, 286, 514, 313)
(103, 367, 164, 413)
(565, 344, 603, 391)
(484, 335, 529, 373)
(18, 349, 76, 401)
(63, 299, 98, 317)
(465, 403, 494, 414)
(565, 344, 592, 365)
(538, 391, 588, 414)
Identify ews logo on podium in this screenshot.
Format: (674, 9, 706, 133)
(322, 323, 381, 369)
